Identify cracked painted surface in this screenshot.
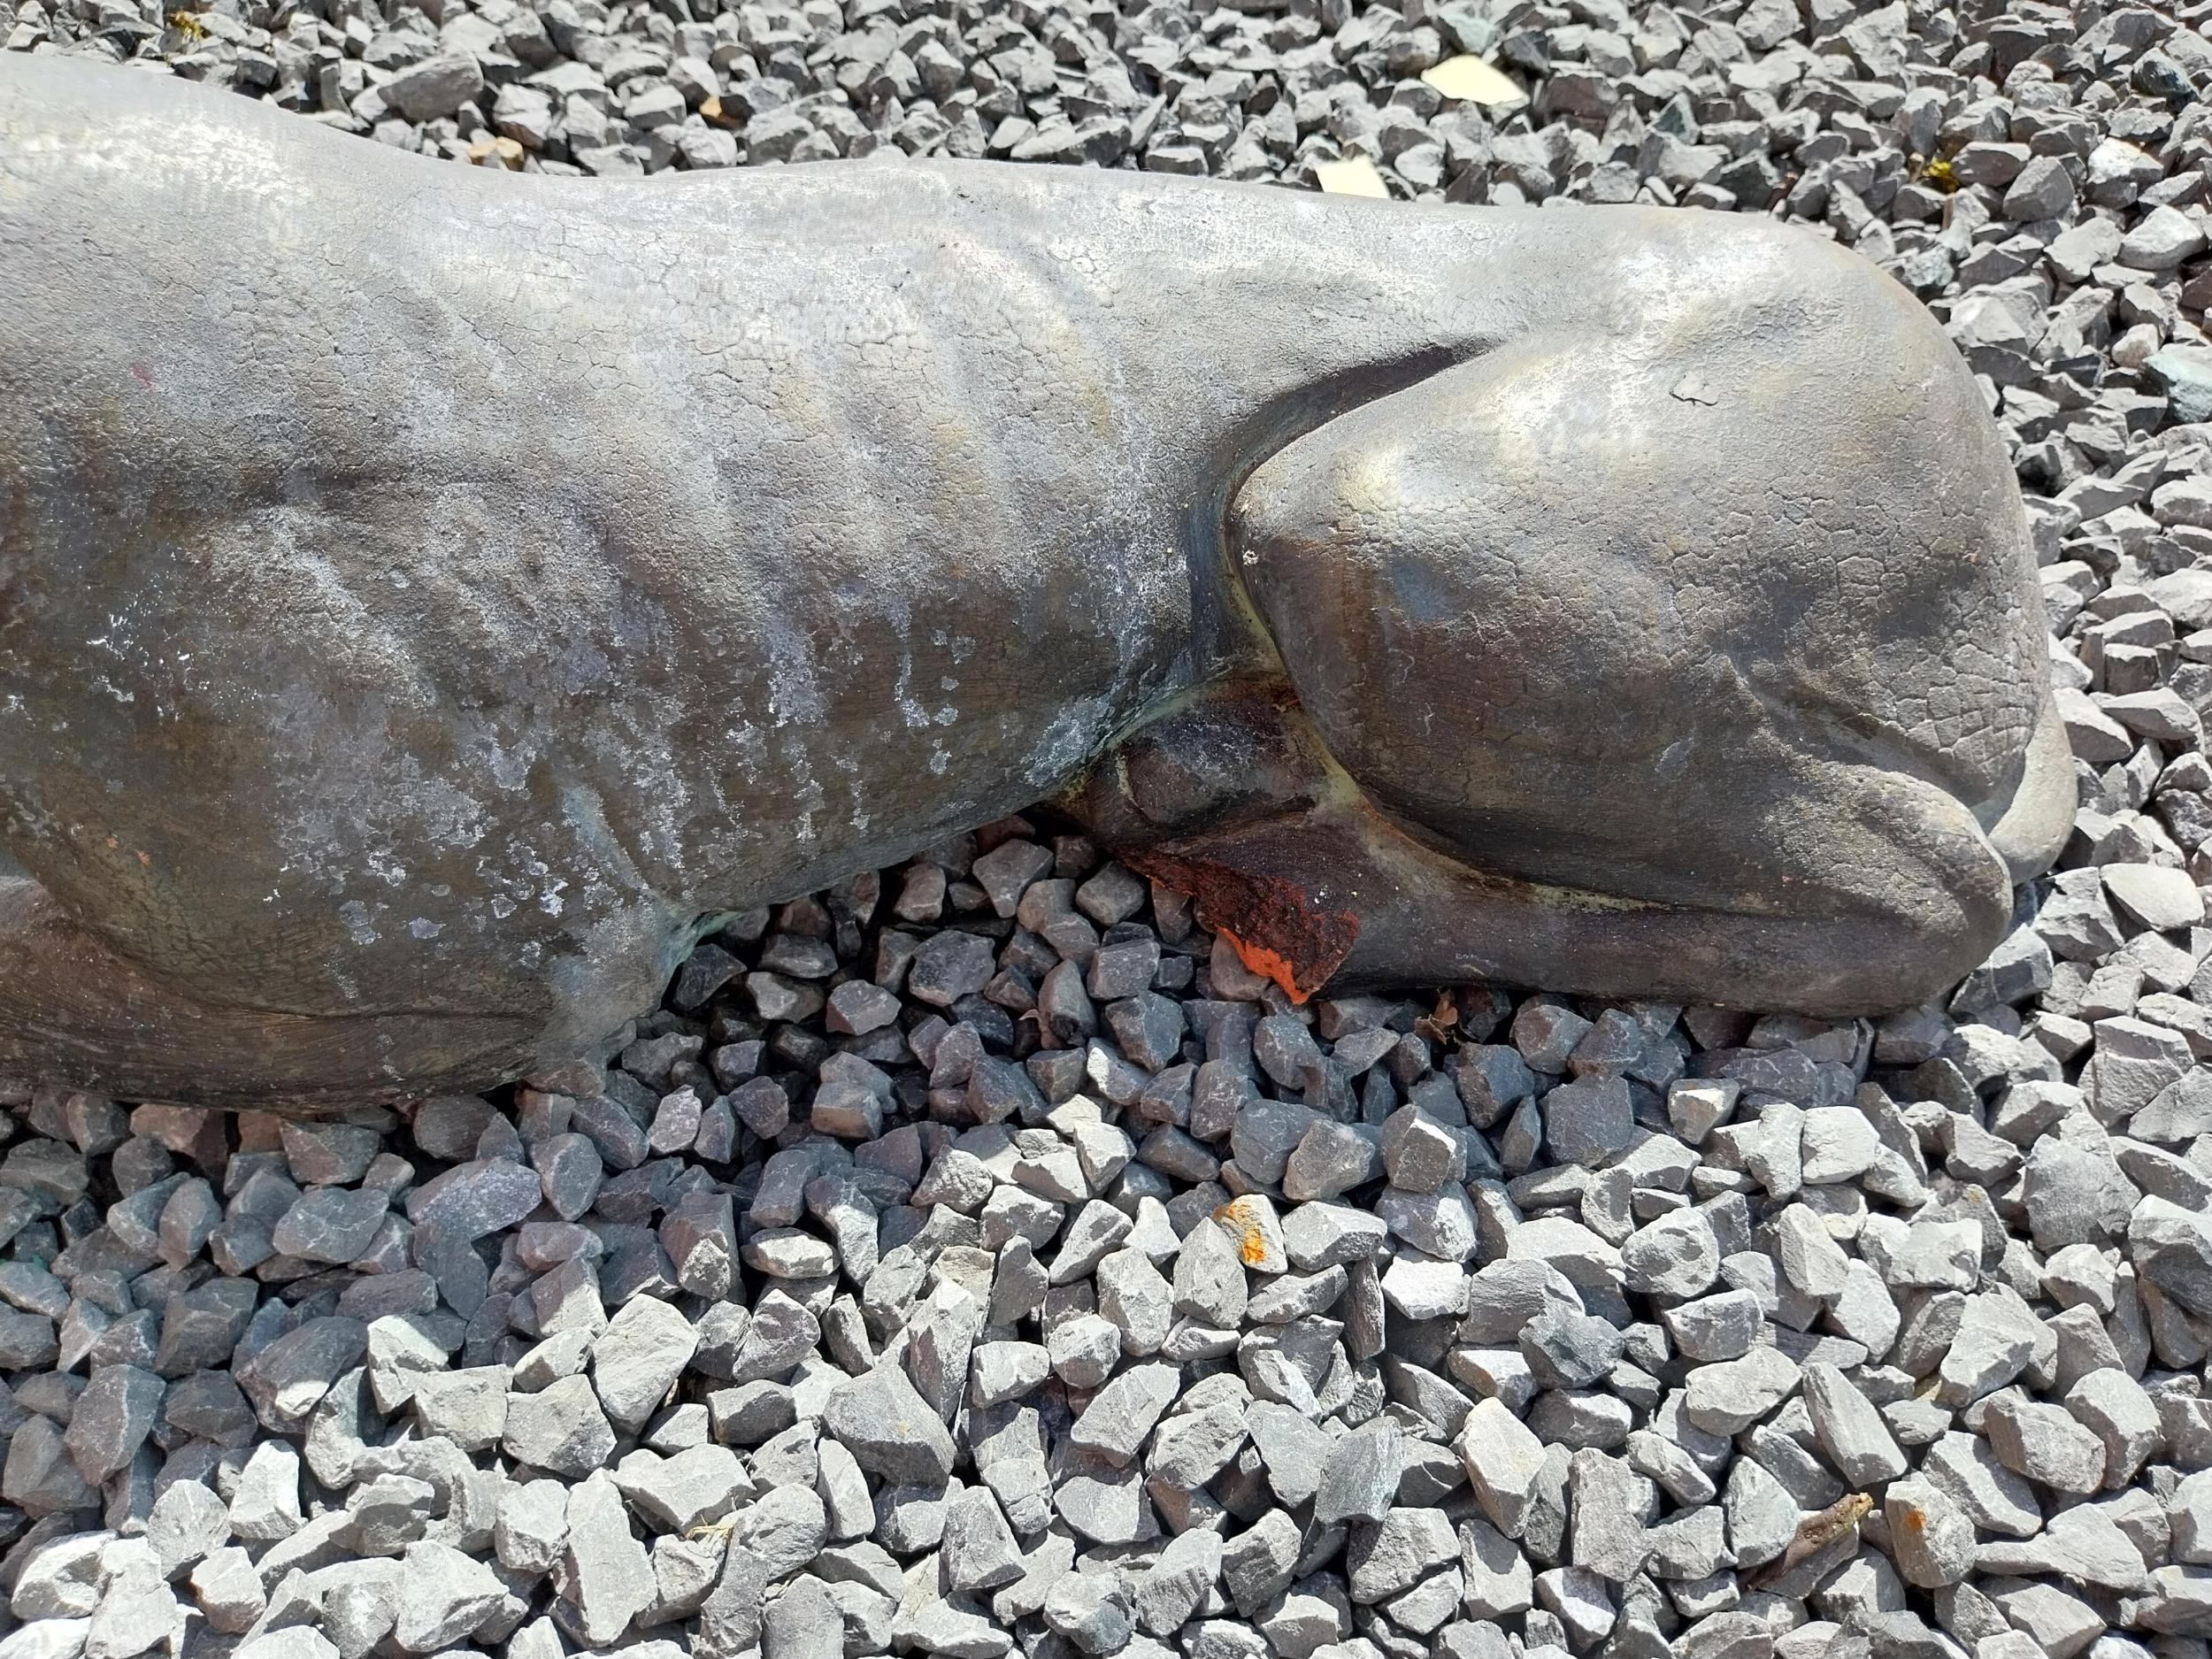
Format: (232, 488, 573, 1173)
(0, 58, 2070, 1107)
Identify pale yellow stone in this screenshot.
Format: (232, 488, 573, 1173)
(1422, 54, 1529, 109)
(1314, 155, 1389, 198)
(468, 135, 525, 169)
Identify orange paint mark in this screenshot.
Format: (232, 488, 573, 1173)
(1214, 1196, 1275, 1265)
(1220, 927, 1311, 1005)
(1123, 849, 1357, 1002)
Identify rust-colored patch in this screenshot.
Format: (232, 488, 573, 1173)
(1214, 1195, 1271, 1265)
(1747, 1492, 1872, 1591)
(1124, 849, 1356, 1004)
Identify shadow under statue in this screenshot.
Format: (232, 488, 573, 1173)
(0, 56, 2073, 1109)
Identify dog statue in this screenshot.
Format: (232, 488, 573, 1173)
(0, 57, 2071, 1108)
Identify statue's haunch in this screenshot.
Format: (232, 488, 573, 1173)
(0, 57, 2071, 1109)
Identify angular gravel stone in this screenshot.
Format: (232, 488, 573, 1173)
(270, 1187, 388, 1263)
(1568, 1450, 1654, 1584)
(1984, 1394, 2108, 1495)
(380, 55, 484, 121)
(237, 1315, 367, 1429)
(407, 1158, 542, 1240)
(1883, 1477, 1976, 1587)
(1924, 1432, 2042, 1537)
(1798, 1108, 1880, 1185)
(1978, 1502, 2148, 1590)
(764, 1574, 844, 1659)
(591, 1296, 698, 1431)
(1053, 1454, 1148, 1547)
(1683, 1347, 1800, 1434)
(1171, 1216, 1247, 1326)
(228, 1438, 305, 1540)
(14, 1536, 108, 1619)
(63, 1363, 163, 1481)
(1621, 1210, 1719, 1298)
(1379, 1108, 1462, 1193)
(1315, 1420, 1404, 1526)
(391, 1540, 504, 1653)
(942, 1486, 1024, 1594)
(1042, 1568, 1134, 1655)
(2104, 864, 2205, 930)
(824, 1362, 955, 1486)
(411, 1365, 510, 1452)
(1134, 1526, 1220, 1635)
(1282, 1203, 1388, 1271)
(1801, 1361, 1908, 1486)
(907, 933, 995, 1008)
(1070, 1362, 1179, 1465)
(565, 1471, 655, 1646)
(1374, 1182, 1479, 1262)
(148, 1476, 230, 1577)
(503, 1373, 617, 1479)
(1521, 1307, 1624, 1391)
(1661, 1288, 1764, 1363)
(1285, 1119, 1381, 1201)
(189, 1548, 264, 1634)
(1347, 1508, 1456, 1604)
(2067, 1369, 2162, 1488)
(1770, 1204, 1850, 1298)
(971, 1340, 1050, 1408)
(1724, 1458, 1799, 1572)
(1247, 1402, 1330, 1509)
(495, 1478, 570, 1575)
(1457, 1399, 1547, 1539)
(1542, 1076, 1633, 1168)
(1667, 1080, 1739, 1145)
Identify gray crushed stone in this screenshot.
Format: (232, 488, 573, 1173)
(9, 1, 2212, 1658)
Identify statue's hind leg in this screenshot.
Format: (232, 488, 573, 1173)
(1060, 674, 2029, 1017)
(1090, 230, 2073, 1015)
(0, 876, 535, 1110)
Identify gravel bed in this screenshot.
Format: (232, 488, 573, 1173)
(9, 2, 2212, 1658)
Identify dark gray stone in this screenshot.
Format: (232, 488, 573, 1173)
(62, 1363, 163, 1481)
(1541, 1076, 1634, 1168)
(270, 1187, 388, 1264)
(407, 1160, 543, 1241)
